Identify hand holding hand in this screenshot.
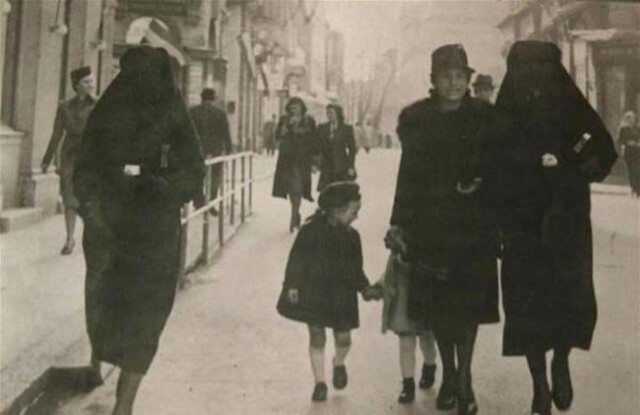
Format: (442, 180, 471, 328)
(287, 288, 299, 305)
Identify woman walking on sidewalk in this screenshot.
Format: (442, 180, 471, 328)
(618, 111, 640, 197)
(41, 66, 96, 255)
(74, 46, 205, 415)
(272, 97, 317, 232)
(387, 44, 506, 415)
(317, 104, 357, 191)
(495, 41, 617, 415)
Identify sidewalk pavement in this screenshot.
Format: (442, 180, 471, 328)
(31, 149, 640, 414)
(0, 154, 276, 411)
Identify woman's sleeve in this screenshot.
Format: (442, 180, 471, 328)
(161, 106, 206, 204)
(284, 225, 315, 288)
(42, 104, 66, 168)
(349, 231, 370, 291)
(390, 109, 416, 229)
(568, 108, 618, 183)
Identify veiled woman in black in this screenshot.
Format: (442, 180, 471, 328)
(495, 41, 617, 415)
(74, 46, 205, 415)
(272, 97, 317, 232)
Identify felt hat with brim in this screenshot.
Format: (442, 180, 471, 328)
(431, 44, 475, 75)
(473, 74, 494, 89)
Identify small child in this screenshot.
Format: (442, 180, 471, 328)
(277, 181, 377, 402)
(378, 229, 438, 404)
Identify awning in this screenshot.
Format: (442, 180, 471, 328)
(141, 19, 186, 66)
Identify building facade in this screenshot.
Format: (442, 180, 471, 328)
(498, 0, 640, 137)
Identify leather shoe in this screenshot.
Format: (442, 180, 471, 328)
(311, 382, 328, 402)
(398, 378, 415, 404)
(551, 357, 573, 411)
(333, 365, 348, 390)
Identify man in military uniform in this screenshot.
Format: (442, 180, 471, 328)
(42, 66, 96, 255)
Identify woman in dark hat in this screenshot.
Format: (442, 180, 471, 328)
(42, 66, 96, 255)
(387, 43, 507, 415)
(317, 104, 357, 191)
(272, 97, 317, 232)
(495, 41, 617, 415)
(74, 46, 205, 415)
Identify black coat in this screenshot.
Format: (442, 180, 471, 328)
(74, 47, 205, 374)
(495, 41, 618, 356)
(189, 103, 232, 157)
(277, 218, 370, 330)
(390, 94, 507, 326)
(316, 122, 357, 191)
(272, 115, 317, 201)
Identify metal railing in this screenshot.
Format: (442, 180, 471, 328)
(178, 152, 254, 285)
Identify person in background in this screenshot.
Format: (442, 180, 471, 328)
(272, 97, 317, 232)
(317, 104, 357, 191)
(263, 114, 278, 157)
(472, 74, 495, 104)
(618, 110, 640, 197)
(495, 41, 617, 415)
(41, 66, 96, 255)
(277, 182, 379, 402)
(74, 46, 205, 415)
(190, 88, 232, 216)
(388, 44, 506, 415)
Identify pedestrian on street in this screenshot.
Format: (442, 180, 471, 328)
(263, 114, 278, 157)
(74, 46, 205, 415)
(472, 74, 495, 104)
(190, 88, 232, 216)
(495, 41, 617, 415)
(375, 242, 438, 404)
(317, 104, 357, 191)
(387, 44, 507, 415)
(361, 115, 374, 153)
(277, 182, 379, 402)
(41, 66, 96, 255)
(618, 111, 640, 197)
(272, 97, 317, 232)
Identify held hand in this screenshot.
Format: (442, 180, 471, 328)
(542, 153, 559, 168)
(456, 177, 483, 195)
(287, 288, 299, 305)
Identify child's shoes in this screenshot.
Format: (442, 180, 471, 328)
(311, 382, 328, 402)
(333, 365, 348, 390)
(398, 378, 415, 404)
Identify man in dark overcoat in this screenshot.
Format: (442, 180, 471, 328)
(190, 88, 232, 215)
(386, 44, 509, 414)
(42, 66, 96, 255)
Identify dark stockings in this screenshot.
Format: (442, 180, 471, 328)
(434, 322, 478, 401)
(289, 193, 302, 231)
(525, 345, 571, 412)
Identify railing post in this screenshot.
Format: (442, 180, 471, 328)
(201, 163, 211, 266)
(179, 204, 189, 288)
(231, 158, 237, 226)
(249, 152, 253, 216)
(218, 159, 225, 247)
(241, 154, 246, 223)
